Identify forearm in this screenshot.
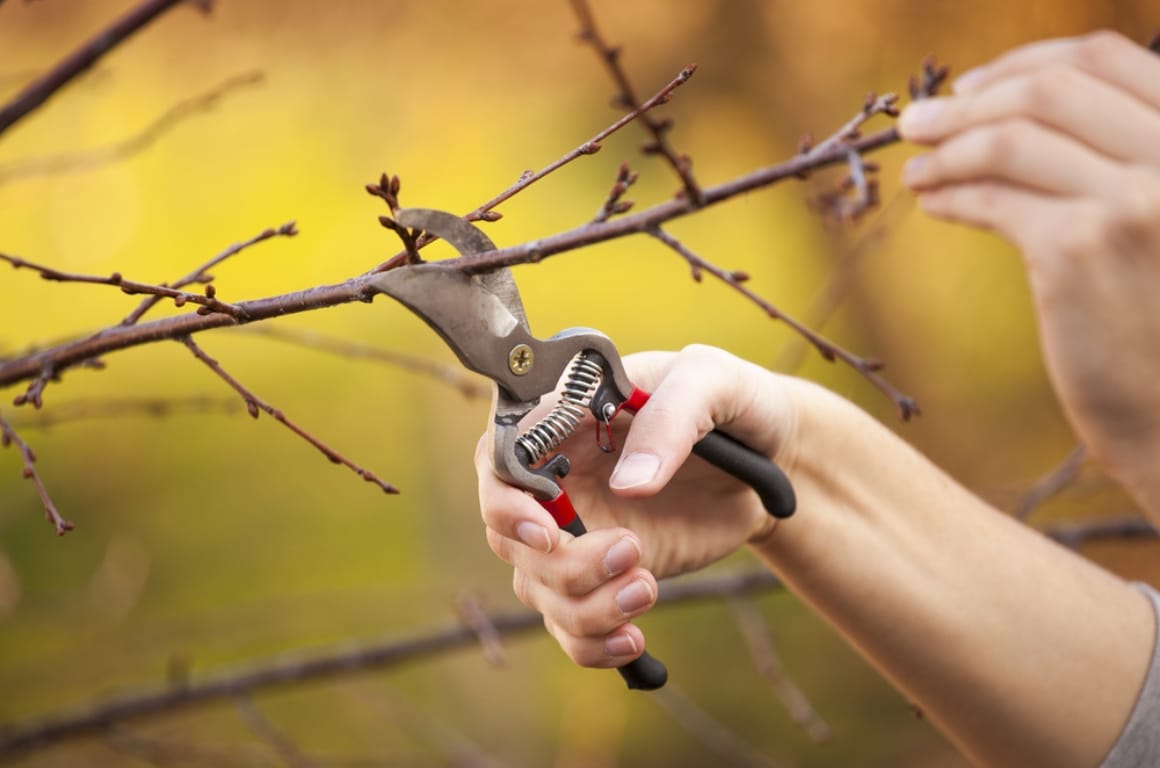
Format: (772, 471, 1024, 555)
(752, 381, 1155, 768)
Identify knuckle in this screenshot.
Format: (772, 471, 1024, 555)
(1049, 203, 1106, 261)
(973, 120, 1033, 169)
(546, 623, 606, 667)
(1020, 67, 1070, 115)
(511, 569, 535, 609)
(1076, 29, 1126, 68)
(485, 527, 509, 561)
(544, 555, 596, 598)
(1114, 168, 1160, 236)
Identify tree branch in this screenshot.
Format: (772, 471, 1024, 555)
(568, 0, 704, 205)
(0, 410, 73, 534)
(121, 221, 298, 326)
(0, 72, 263, 186)
(0, 119, 914, 399)
(647, 225, 919, 419)
(369, 64, 697, 273)
(179, 336, 398, 495)
(1, 253, 251, 320)
(0, 0, 204, 139)
(0, 508, 1145, 756)
(0, 569, 785, 757)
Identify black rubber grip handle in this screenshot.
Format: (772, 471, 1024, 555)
(692, 429, 796, 519)
(561, 512, 668, 691)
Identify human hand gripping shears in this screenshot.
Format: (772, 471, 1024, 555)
(371, 208, 796, 690)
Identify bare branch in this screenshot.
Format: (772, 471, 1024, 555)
(233, 696, 319, 768)
(568, 0, 703, 204)
(122, 221, 298, 326)
(179, 336, 398, 494)
(1014, 445, 1089, 520)
(455, 593, 507, 666)
(0, 72, 264, 187)
(0, 569, 785, 757)
(592, 161, 638, 223)
(729, 597, 831, 742)
(0, 118, 919, 401)
(648, 226, 920, 420)
(0, 0, 204, 139)
(650, 683, 787, 768)
(8, 396, 241, 429)
(370, 64, 696, 273)
(0, 409, 74, 534)
(1, 253, 250, 319)
(1042, 515, 1156, 550)
(800, 92, 900, 159)
(774, 192, 915, 374)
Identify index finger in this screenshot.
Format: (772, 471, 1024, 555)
(474, 435, 561, 554)
(955, 31, 1160, 110)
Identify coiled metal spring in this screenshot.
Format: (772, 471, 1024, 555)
(516, 353, 603, 464)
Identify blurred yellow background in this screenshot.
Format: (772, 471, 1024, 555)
(1, 1, 1157, 766)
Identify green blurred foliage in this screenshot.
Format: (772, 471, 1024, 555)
(1, 1, 1158, 766)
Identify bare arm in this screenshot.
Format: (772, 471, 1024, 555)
(477, 348, 1154, 768)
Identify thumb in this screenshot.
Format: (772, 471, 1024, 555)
(610, 346, 752, 496)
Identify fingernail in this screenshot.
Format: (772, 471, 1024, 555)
(604, 536, 640, 576)
(616, 579, 655, 616)
(610, 453, 660, 490)
(902, 154, 930, 186)
(516, 521, 552, 553)
(605, 633, 639, 658)
(897, 100, 942, 138)
(953, 66, 986, 94)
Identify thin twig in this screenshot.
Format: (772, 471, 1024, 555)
(9, 396, 241, 429)
(1014, 445, 1088, 521)
(592, 161, 638, 223)
(648, 225, 919, 419)
(240, 326, 489, 400)
(179, 336, 398, 494)
(370, 64, 696, 273)
(1042, 515, 1156, 550)
(122, 221, 298, 326)
(568, 0, 703, 205)
(0, 0, 201, 138)
(455, 593, 507, 666)
(649, 683, 787, 768)
(233, 696, 319, 768)
(800, 92, 900, 159)
(729, 597, 831, 742)
(0, 72, 264, 187)
(773, 192, 915, 374)
(0, 253, 249, 319)
(0, 409, 74, 534)
(355, 688, 513, 768)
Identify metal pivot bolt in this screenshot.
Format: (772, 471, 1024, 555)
(508, 343, 534, 375)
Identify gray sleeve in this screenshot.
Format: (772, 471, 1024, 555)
(1100, 582, 1160, 768)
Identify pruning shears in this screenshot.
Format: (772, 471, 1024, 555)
(371, 208, 796, 691)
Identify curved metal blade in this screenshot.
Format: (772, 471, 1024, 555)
(394, 208, 527, 328)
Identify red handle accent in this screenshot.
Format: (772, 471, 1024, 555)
(537, 490, 577, 528)
(619, 386, 650, 416)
